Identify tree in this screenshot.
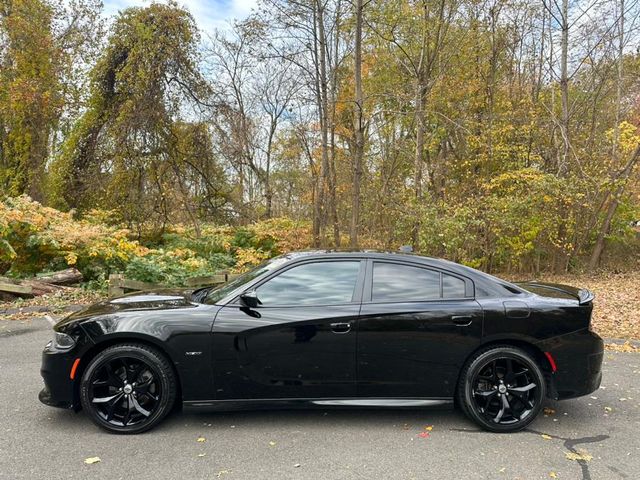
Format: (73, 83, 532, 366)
(350, 0, 365, 247)
(0, 0, 61, 200)
(48, 2, 215, 231)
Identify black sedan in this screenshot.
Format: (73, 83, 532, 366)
(40, 250, 603, 433)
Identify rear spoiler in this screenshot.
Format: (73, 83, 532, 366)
(516, 281, 595, 306)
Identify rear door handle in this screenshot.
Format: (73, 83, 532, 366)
(330, 322, 351, 334)
(451, 315, 473, 326)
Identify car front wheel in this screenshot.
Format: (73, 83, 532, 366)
(79, 343, 177, 434)
(457, 346, 546, 432)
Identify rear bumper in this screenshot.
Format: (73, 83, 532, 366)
(539, 329, 603, 400)
(39, 342, 77, 409)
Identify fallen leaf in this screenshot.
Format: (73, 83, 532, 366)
(197, 436, 206, 443)
(216, 470, 231, 477)
(543, 407, 556, 415)
(294, 464, 301, 468)
(197, 453, 206, 458)
(424, 425, 433, 431)
(84, 457, 101, 465)
(541, 434, 553, 440)
(269, 441, 276, 447)
(549, 472, 558, 478)
(604, 406, 612, 412)
(565, 449, 592, 462)
(498, 467, 506, 473)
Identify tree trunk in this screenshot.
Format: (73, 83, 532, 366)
(316, 0, 331, 246)
(350, 0, 364, 248)
(37, 268, 83, 285)
(413, 79, 427, 249)
(558, 0, 570, 175)
(589, 144, 640, 270)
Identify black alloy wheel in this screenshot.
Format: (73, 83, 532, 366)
(79, 343, 177, 434)
(458, 346, 546, 432)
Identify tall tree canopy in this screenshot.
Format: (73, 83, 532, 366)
(1, 0, 639, 273)
(49, 2, 223, 230)
(0, 0, 60, 200)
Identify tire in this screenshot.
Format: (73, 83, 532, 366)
(79, 343, 177, 434)
(457, 345, 546, 433)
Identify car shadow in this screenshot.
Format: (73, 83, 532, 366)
(40, 398, 587, 436)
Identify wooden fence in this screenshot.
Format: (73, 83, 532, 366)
(108, 272, 239, 297)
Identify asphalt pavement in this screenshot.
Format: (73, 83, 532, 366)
(1, 316, 639, 480)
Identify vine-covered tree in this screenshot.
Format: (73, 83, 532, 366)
(49, 2, 221, 232)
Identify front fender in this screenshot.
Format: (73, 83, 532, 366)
(77, 304, 220, 402)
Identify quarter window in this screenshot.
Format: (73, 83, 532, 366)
(443, 273, 466, 298)
(256, 261, 361, 306)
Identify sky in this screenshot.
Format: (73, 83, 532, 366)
(102, 0, 257, 33)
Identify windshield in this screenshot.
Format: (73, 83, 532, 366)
(203, 255, 290, 305)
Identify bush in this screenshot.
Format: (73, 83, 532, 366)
(0, 197, 313, 285)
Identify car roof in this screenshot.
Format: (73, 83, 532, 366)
(280, 249, 463, 269)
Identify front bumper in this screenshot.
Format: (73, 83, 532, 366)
(539, 329, 604, 400)
(39, 342, 78, 409)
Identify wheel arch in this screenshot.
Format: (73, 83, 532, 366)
(73, 334, 183, 410)
(455, 338, 556, 403)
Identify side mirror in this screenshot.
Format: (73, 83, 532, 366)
(239, 290, 261, 309)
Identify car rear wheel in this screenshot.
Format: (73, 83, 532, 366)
(79, 343, 177, 434)
(457, 346, 546, 432)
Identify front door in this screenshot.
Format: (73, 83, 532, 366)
(357, 260, 483, 398)
(212, 259, 365, 400)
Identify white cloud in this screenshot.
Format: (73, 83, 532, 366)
(102, 0, 257, 33)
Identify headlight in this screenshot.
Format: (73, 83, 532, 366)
(52, 332, 76, 350)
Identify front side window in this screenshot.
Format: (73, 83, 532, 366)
(371, 262, 468, 302)
(256, 261, 361, 306)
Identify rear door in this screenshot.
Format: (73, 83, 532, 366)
(357, 260, 483, 398)
(212, 259, 365, 400)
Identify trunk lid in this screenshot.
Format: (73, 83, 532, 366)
(515, 281, 595, 305)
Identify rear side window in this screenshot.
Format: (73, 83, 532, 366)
(256, 261, 361, 306)
(371, 262, 468, 302)
(372, 263, 440, 301)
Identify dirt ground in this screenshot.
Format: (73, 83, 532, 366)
(533, 271, 640, 341)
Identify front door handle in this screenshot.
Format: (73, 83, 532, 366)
(451, 315, 473, 326)
(330, 322, 351, 334)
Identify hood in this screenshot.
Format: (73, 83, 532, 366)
(515, 281, 595, 305)
(54, 288, 197, 331)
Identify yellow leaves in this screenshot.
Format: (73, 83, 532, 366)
(606, 121, 640, 156)
(269, 441, 276, 447)
(549, 472, 558, 478)
(65, 252, 77, 266)
(231, 247, 271, 273)
(605, 341, 640, 353)
(541, 434, 553, 440)
(543, 407, 556, 415)
(565, 449, 592, 462)
(84, 457, 101, 464)
(424, 425, 433, 431)
(196, 436, 206, 443)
